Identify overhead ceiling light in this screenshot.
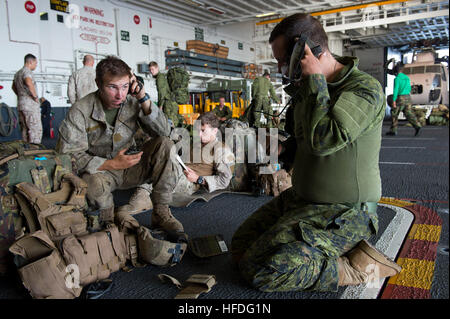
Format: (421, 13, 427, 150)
(256, 12, 276, 18)
(207, 6, 225, 15)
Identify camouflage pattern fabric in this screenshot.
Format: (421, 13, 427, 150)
(231, 188, 377, 292)
(252, 97, 273, 128)
(164, 100, 183, 128)
(155, 73, 184, 127)
(155, 72, 172, 106)
(251, 77, 279, 128)
(67, 66, 97, 104)
(13, 67, 40, 113)
(18, 110, 42, 144)
(232, 56, 385, 292)
(389, 94, 421, 133)
(56, 92, 175, 207)
(167, 68, 190, 103)
(0, 141, 72, 274)
(411, 107, 427, 127)
(212, 105, 232, 121)
(81, 136, 177, 209)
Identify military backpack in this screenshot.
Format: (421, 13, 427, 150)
(167, 67, 190, 104)
(0, 140, 75, 274)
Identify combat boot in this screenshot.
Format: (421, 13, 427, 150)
(116, 188, 153, 215)
(346, 240, 402, 280)
(414, 127, 421, 136)
(152, 204, 184, 233)
(337, 256, 369, 286)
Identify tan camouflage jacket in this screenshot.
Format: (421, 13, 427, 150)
(13, 66, 39, 112)
(67, 66, 97, 104)
(56, 91, 171, 175)
(187, 139, 235, 193)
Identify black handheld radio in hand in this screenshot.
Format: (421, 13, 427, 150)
(282, 34, 323, 85)
(129, 74, 144, 95)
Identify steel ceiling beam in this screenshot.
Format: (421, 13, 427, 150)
(124, 0, 202, 24)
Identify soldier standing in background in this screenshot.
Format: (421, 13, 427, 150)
(12, 54, 43, 144)
(149, 61, 182, 127)
(251, 70, 280, 128)
(212, 96, 232, 122)
(68, 55, 97, 105)
(386, 63, 421, 136)
(232, 13, 401, 293)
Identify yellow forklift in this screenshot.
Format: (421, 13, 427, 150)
(178, 79, 252, 125)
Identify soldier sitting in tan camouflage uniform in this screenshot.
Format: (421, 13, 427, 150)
(56, 56, 184, 234)
(117, 112, 235, 213)
(174, 112, 234, 195)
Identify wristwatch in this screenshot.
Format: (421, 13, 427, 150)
(196, 176, 205, 185)
(138, 93, 150, 104)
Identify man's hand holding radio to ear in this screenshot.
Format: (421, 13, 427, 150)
(300, 44, 326, 77)
(129, 73, 152, 116)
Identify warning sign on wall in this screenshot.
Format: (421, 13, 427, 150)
(50, 0, 69, 13)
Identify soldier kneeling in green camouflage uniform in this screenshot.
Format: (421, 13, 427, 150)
(231, 14, 402, 292)
(56, 56, 184, 234)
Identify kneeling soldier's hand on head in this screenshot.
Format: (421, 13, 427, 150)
(300, 44, 325, 77)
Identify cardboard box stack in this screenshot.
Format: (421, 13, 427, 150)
(244, 63, 262, 79)
(186, 40, 229, 59)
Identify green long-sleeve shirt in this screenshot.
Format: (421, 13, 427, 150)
(282, 56, 386, 204)
(393, 72, 411, 102)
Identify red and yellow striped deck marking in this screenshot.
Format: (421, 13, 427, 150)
(379, 197, 443, 299)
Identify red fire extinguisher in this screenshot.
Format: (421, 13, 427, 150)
(50, 111, 55, 139)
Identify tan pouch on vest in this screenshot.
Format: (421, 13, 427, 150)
(158, 273, 216, 299)
(15, 180, 88, 242)
(9, 230, 82, 299)
(61, 225, 127, 286)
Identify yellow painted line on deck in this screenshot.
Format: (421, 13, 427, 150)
(408, 224, 442, 242)
(379, 197, 413, 207)
(387, 258, 435, 290)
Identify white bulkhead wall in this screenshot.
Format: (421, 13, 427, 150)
(0, 0, 256, 107)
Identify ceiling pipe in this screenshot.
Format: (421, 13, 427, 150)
(256, 0, 414, 25)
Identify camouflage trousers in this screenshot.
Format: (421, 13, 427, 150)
(82, 136, 177, 210)
(390, 95, 421, 133)
(252, 97, 273, 128)
(231, 188, 378, 292)
(18, 110, 42, 144)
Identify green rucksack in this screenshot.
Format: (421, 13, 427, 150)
(167, 67, 190, 104)
(0, 140, 74, 274)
